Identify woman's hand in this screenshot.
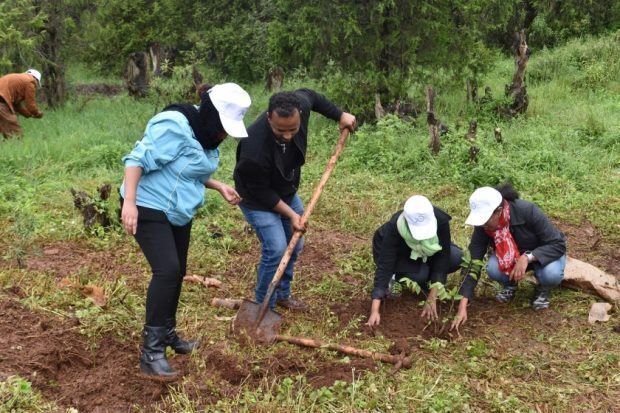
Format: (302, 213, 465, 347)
(367, 311, 380, 327)
(421, 287, 439, 321)
(121, 201, 138, 235)
(450, 298, 469, 334)
(366, 299, 382, 327)
(218, 184, 242, 205)
(510, 254, 529, 281)
(206, 179, 241, 205)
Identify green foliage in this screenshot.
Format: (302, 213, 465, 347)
(460, 253, 485, 281)
(528, 0, 620, 47)
(148, 64, 198, 110)
(77, 0, 196, 74)
(0, 0, 46, 72)
(529, 32, 620, 90)
(0, 376, 56, 412)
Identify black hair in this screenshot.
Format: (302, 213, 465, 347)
(162, 82, 225, 150)
(495, 182, 520, 201)
(268, 92, 302, 117)
(199, 92, 225, 140)
(197, 83, 214, 100)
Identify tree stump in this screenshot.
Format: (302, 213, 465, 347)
(494, 127, 502, 142)
(469, 145, 480, 162)
(266, 66, 284, 92)
(125, 52, 150, 98)
(70, 184, 113, 230)
(374, 93, 386, 120)
(466, 120, 477, 142)
(426, 86, 441, 155)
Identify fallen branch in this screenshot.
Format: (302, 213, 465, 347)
(275, 334, 413, 368)
(211, 298, 243, 309)
(184, 275, 222, 289)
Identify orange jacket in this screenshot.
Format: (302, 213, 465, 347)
(0, 73, 43, 117)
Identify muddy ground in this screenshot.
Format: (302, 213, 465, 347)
(0, 220, 618, 411)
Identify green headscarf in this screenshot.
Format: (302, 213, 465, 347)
(397, 213, 442, 262)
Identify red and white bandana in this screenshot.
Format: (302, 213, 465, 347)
(484, 200, 520, 273)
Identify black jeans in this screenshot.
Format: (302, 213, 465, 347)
(124, 200, 192, 327)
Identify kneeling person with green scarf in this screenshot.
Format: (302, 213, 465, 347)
(367, 195, 463, 326)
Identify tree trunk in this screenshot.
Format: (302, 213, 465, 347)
(503, 29, 530, 116)
(149, 43, 165, 77)
(426, 86, 441, 155)
(374, 93, 385, 120)
(466, 79, 478, 103)
(37, 0, 65, 108)
(125, 52, 150, 98)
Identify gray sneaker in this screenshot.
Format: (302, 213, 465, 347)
(532, 286, 550, 311)
(495, 283, 518, 303)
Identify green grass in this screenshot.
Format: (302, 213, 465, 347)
(0, 33, 619, 412)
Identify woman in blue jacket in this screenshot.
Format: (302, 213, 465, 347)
(120, 83, 251, 378)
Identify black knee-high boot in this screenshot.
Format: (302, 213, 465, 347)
(140, 325, 178, 377)
(164, 318, 200, 354)
(164, 282, 199, 354)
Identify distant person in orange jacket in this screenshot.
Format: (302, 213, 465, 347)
(0, 69, 43, 139)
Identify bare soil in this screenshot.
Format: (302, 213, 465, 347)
(0, 219, 618, 411)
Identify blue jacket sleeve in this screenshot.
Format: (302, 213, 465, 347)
(123, 114, 191, 173)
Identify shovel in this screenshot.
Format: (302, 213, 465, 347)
(233, 128, 351, 343)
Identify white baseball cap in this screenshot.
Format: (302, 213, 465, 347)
(403, 195, 437, 240)
(25, 69, 41, 86)
(208, 83, 251, 138)
(465, 187, 503, 226)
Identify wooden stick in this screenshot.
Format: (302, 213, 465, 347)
(211, 298, 243, 309)
(275, 334, 412, 368)
(184, 274, 222, 288)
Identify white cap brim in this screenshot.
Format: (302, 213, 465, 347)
(220, 115, 248, 138)
(406, 217, 437, 240)
(465, 210, 493, 226)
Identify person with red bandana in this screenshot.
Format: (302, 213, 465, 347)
(451, 183, 566, 332)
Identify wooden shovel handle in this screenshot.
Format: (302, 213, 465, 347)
(254, 128, 351, 328)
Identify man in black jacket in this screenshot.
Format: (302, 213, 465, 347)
(234, 89, 356, 310)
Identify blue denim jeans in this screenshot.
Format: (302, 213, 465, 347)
(487, 253, 566, 288)
(239, 194, 304, 308)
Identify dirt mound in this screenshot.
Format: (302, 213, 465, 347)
(331, 293, 569, 352)
(20, 242, 144, 286)
(558, 220, 620, 278)
(0, 298, 178, 412)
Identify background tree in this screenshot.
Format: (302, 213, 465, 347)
(0, 0, 46, 73)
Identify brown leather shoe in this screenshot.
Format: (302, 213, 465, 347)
(276, 298, 308, 311)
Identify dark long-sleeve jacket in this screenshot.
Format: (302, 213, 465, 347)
(0, 73, 42, 117)
(459, 199, 566, 299)
(234, 89, 342, 210)
(372, 207, 453, 299)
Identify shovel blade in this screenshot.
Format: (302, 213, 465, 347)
(232, 299, 282, 343)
